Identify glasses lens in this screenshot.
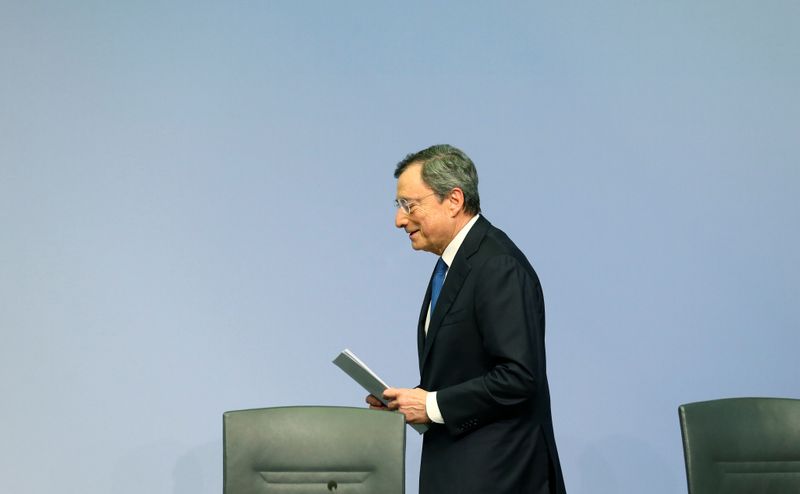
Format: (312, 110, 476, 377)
(395, 198, 411, 214)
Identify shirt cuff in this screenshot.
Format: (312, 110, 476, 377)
(426, 391, 445, 424)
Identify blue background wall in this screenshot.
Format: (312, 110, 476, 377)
(2, 2, 798, 493)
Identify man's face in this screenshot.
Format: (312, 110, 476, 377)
(395, 163, 455, 255)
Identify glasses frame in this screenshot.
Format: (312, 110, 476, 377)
(394, 192, 437, 215)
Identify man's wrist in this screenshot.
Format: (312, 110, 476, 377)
(425, 391, 445, 424)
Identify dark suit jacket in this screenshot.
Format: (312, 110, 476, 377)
(417, 216, 566, 494)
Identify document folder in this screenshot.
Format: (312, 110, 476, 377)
(333, 349, 428, 434)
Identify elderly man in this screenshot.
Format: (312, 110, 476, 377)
(367, 144, 566, 494)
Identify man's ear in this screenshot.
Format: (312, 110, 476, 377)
(448, 188, 465, 217)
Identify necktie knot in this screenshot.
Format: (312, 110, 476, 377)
(430, 258, 448, 314)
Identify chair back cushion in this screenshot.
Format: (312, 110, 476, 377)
(679, 397, 800, 494)
(224, 406, 405, 494)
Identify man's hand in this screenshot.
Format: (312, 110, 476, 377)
(383, 387, 432, 424)
(365, 394, 389, 410)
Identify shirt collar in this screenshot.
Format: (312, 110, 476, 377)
(441, 214, 480, 268)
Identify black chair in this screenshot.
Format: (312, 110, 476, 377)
(223, 406, 406, 493)
(679, 397, 800, 494)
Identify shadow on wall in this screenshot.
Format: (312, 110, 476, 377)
(109, 439, 221, 494)
(576, 434, 683, 494)
(173, 441, 221, 494)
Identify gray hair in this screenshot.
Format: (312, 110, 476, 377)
(394, 144, 481, 215)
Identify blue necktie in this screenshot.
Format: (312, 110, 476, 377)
(430, 257, 448, 314)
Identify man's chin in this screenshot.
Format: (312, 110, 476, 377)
(408, 235, 437, 253)
(409, 239, 428, 252)
(410, 242, 438, 255)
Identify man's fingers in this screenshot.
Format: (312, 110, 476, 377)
(366, 394, 389, 409)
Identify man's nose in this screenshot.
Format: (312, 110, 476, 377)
(395, 208, 408, 229)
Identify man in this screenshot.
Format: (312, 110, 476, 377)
(367, 144, 566, 494)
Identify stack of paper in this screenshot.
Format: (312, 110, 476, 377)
(333, 349, 428, 434)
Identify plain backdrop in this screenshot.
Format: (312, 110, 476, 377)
(1, 2, 798, 493)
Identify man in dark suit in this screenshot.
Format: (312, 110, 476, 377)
(368, 144, 566, 494)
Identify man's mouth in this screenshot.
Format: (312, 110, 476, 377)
(408, 230, 419, 239)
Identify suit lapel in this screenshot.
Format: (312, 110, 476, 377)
(417, 279, 432, 365)
(418, 216, 491, 373)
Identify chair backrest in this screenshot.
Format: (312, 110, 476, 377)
(223, 406, 405, 494)
(679, 397, 800, 494)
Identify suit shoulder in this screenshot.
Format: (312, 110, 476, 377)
(481, 225, 529, 260)
(472, 224, 540, 279)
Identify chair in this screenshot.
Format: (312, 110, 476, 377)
(223, 406, 406, 493)
(678, 397, 800, 494)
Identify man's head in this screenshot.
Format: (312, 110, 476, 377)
(393, 144, 480, 255)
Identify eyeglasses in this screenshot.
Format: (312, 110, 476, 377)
(394, 192, 437, 215)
